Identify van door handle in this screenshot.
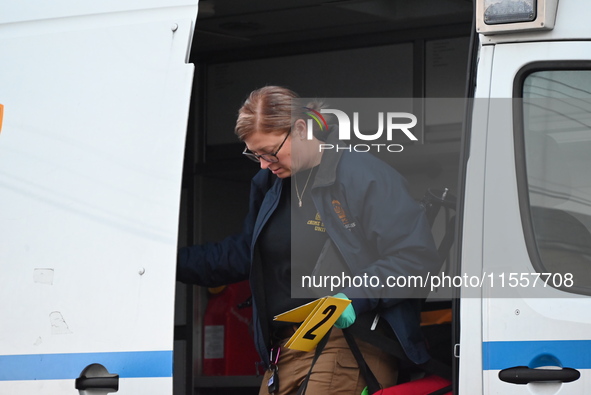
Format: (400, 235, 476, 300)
(75, 363, 119, 391)
(499, 366, 580, 384)
(75, 376, 119, 391)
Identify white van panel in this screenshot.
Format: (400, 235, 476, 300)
(1, 378, 171, 394)
(0, 2, 197, 393)
(0, 0, 197, 25)
(477, 41, 591, 394)
(457, 43, 497, 394)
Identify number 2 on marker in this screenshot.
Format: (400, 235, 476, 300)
(303, 304, 337, 340)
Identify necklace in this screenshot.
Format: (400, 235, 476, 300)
(294, 167, 314, 208)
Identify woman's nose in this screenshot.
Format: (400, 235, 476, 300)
(259, 159, 271, 169)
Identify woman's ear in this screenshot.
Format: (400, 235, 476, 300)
(293, 118, 308, 140)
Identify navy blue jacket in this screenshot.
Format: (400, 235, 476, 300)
(177, 137, 441, 367)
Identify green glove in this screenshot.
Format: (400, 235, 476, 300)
(333, 292, 356, 329)
(360, 386, 369, 395)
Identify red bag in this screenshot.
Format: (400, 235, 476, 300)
(375, 375, 452, 395)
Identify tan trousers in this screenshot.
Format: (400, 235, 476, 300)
(258, 328, 398, 395)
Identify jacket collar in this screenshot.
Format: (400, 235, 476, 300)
(313, 125, 345, 188)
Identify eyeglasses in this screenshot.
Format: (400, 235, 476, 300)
(242, 131, 290, 163)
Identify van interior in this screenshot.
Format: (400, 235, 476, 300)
(174, 1, 474, 393)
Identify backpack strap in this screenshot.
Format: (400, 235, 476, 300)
(344, 328, 453, 395)
(347, 314, 453, 381)
(296, 328, 332, 395)
(343, 329, 382, 394)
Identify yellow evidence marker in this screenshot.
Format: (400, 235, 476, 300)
(273, 296, 351, 352)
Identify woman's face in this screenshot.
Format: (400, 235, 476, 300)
(243, 130, 293, 178)
(242, 119, 321, 178)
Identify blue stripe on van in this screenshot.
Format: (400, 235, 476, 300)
(0, 350, 172, 381)
(483, 340, 591, 370)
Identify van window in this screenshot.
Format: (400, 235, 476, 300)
(520, 69, 591, 292)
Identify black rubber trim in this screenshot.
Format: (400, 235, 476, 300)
(513, 61, 591, 297)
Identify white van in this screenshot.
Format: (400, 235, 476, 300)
(1, 0, 591, 394)
(459, 0, 591, 393)
(0, 1, 198, 393)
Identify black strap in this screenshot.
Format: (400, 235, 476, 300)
(346, 319, 406, 362)
(347, 317, 452, 381)
(417, 359, 453, 383)
(296, 328, 332, 395)
(343, 329, 381, 394)
(437, 215, 456, 272)
(344, 329, 453, 395)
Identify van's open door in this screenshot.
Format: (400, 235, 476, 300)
(461, 41, 591, 394)
(0, 1, 198, 393)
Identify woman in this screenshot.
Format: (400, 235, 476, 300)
(177, 86, 441, 394)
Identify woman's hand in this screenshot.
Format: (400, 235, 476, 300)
(333, 293, 356, 329)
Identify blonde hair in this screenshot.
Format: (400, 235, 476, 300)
(235, 86, 327, 141)
(235, 86, 297, 141)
